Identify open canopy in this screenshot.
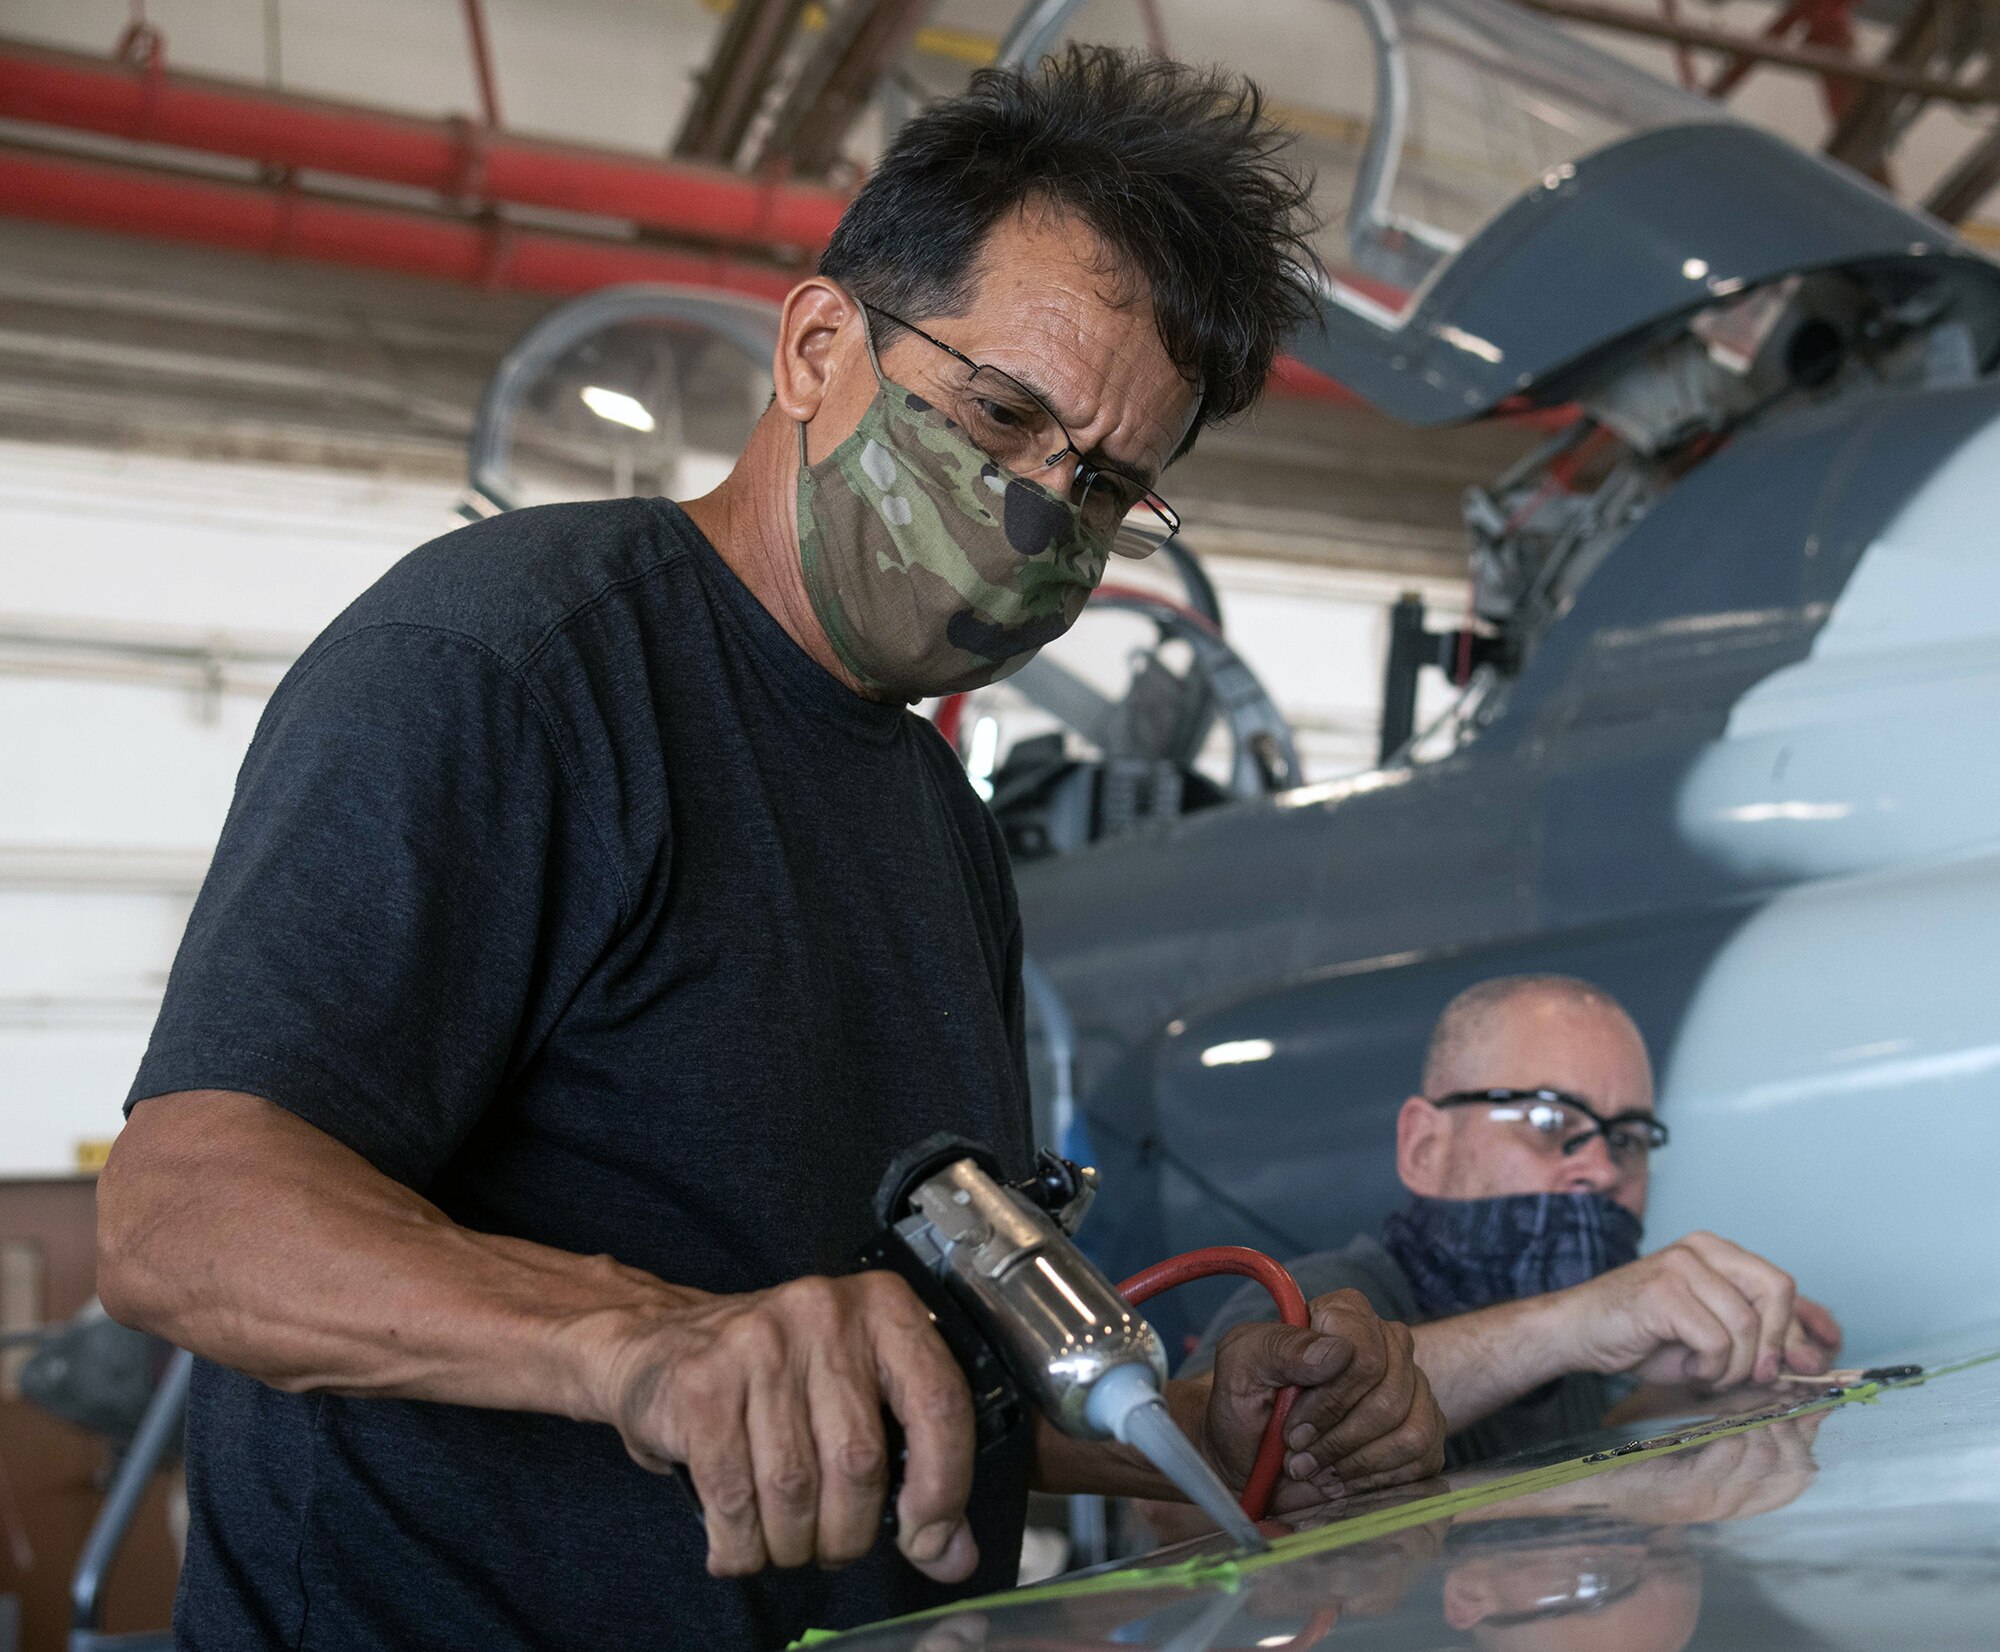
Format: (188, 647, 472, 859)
(1006, 0, 2000, 424)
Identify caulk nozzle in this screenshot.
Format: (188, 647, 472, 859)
(1084, 1365, 1270, 1554)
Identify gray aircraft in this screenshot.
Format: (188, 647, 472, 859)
(996, 0, 2000, 1368)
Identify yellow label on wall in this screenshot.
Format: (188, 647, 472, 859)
(74, 1138, 114, 1174)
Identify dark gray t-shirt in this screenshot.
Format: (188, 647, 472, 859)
(1181, 1236, 1612, 1471)
(126, 499, 1034, 1652)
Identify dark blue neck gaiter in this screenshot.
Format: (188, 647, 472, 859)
(1379, 1192, 1644, 1322)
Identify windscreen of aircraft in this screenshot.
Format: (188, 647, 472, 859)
(1007, 0, 1725, 308)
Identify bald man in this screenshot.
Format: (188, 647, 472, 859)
(1187, 975, 1842, 1469)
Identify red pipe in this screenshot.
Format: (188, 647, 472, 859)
(0, 38, 1582, 430)
(0, 36, 848, 251)
(0, 38, 1581, 431)
(1120, 1245, 1309, 1523)
(0, 140, 1420, 421)
(0, 144, 801, 302)
(931, 693, 967, 750)
(1264, 354, 1362, 406)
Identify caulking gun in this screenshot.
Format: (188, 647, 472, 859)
(860, 1132, 1272, 1553)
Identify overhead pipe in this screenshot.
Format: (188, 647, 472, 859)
(0, 144, 801, 303)
(1512, 0, 1990, 103)
(0, 36, 848, 252)
(755, 0, 937, 178)
(0, 139, 1395, 417)
(674, 0, 813, 163)
(0, 40, 1547, 419)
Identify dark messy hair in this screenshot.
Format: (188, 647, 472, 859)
(818, 45, 1321, 452)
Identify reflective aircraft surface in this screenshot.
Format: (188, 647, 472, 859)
(817, 1334, 2000, 1650)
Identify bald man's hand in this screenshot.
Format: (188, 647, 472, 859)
(1558, 1232, 1842, 1391)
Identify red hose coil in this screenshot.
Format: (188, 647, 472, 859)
(1118, 1245, 1308, 1524)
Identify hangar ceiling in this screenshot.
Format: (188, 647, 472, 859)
(4, 0, 1992, 584)
(0, 216, 1535, 580)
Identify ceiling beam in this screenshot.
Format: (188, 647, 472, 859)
(754, 0, 935, 179)
(1825, 0, 1949, 176)
(0, 36, 850, 252)
(1514, 0, 1997, 103)
(673, 0, 811, 165)
(1926, 119, 2000, 217)
(0, 143, 804, 303)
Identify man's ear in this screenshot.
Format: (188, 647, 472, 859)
(772, 277, 858, 426)
(1396, 1094, 1448, 1197)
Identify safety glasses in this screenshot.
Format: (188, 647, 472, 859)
(1430, 1087, 1669, 1166)
(862, 303, 1181, 558)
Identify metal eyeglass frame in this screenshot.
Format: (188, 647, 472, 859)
(1430, 1087, 1670, 1161)
(860, 302, 1182, 554)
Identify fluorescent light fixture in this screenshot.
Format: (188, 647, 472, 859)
(1200, 1038, 1274, 1068)
(1275, 767, 1413, 810)
(580, 385, 656, 433)
(1720, 801, 1853, 823)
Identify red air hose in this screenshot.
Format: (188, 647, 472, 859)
(1118, 1245, 1309, 1523)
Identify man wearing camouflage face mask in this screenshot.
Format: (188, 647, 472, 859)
(792, 302, 1123, 701)
(699, 209, 1196, 712)
(99, 44, 1445, 1652)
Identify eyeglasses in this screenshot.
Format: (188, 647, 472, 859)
(861, 303, 1181, 559)
(1430, 1088, 1670, 1167)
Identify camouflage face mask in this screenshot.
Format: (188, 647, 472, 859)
(796, 316, 1111, 703)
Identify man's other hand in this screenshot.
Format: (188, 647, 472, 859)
(1204, 1288, 1445, 1510)
(1560, 1232, 1844, 1390)
(595, 1271, 977, 1582)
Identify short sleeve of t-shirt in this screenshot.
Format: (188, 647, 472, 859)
(126, 622, 621, 1188)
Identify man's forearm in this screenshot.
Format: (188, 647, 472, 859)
(1412, 1293, 1581, 1432)
(98, 1090, 684, 1425)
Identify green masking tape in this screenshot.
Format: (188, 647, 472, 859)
(789, 1353, 1979, 1647)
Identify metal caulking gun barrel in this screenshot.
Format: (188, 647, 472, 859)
(859, 1133, 1270, 1553)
